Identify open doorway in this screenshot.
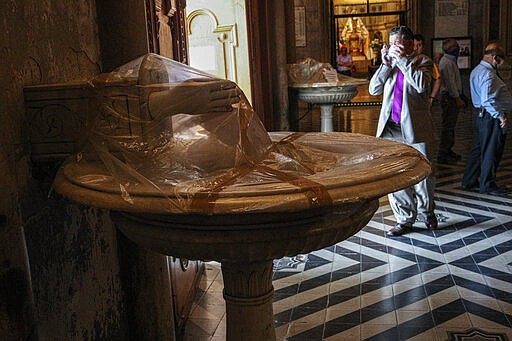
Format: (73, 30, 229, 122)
(151, 0, 273, 129)
(332, 1, 407, 80)
(185, 1, 252, 103)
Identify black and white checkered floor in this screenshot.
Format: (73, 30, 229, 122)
(183, 105, 512, 340)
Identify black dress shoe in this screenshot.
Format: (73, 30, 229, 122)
(425, 216, 438, 230)
(437, 156, 458, 164)
(387, 224, 411, 236)
(485, 188, 510, 196)
(447, 151, 462, 160)
(461, 184, 480, 192)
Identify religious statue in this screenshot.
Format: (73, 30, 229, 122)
(341, 11, 368, 56)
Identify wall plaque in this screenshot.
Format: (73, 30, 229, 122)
(435, 0, 468, 37)
(295, 6, 306, 47)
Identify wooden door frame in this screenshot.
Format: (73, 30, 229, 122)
(245, 0, 274, 130)
(169, 0, 189, 64)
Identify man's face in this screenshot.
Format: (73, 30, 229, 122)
(495, 50, 505, 67)
(413, 39, 423, 54)
(389, 34, 414, 55)
(487, 45, 506, 68)
(447, 41, 459, 53)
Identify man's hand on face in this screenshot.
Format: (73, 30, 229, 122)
(388, 43, 404, 62)
(387, 33, 415, 64)
(381, 44, 392, 66)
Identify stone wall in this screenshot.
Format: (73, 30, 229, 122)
(293, 0, 331, 63)
(0, 0, 120, 340)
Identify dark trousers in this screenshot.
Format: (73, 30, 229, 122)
(439, 94, 460, 156)
(338, 70, 352, 77)
(462, 111, 506, 193)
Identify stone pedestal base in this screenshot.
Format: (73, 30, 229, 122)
(222, 261, 276, 341)
(319, 104, 334, 132)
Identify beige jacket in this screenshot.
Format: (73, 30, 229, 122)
(369, 53, 434, 144)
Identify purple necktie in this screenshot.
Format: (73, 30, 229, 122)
(392, 70, 404, 124)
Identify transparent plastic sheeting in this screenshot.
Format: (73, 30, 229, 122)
(59, 53, 427, 214)
(287, 57, 367, 87)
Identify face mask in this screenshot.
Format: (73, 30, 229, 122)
(447, 48, 460, 58)
(491, 56, 504, 70)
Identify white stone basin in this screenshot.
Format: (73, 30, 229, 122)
(53, 131, 430, 341)
(293, 82, 361, 104)
(291, 80, 368, 132)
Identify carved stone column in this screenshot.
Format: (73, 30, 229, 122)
(221, 260, 276, 341)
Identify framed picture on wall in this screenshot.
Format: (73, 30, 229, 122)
(431, 37, 472, 69)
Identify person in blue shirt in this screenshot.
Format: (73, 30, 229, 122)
(462, 42, 512, 195)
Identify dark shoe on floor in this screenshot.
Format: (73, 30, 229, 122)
(437, 156, 458, 164)
(447, 151, 462, 160)
(387, 223, 412, 236)
(484, 188, 510, 196)
(461, 184, 480, 192)
(425, 216, 438, 230)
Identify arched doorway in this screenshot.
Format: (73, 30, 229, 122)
(185, 5, 252, 102)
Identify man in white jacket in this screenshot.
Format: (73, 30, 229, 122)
(369, 26, 437, 236)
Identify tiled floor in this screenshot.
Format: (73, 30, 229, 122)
(182, 102, 512, 340)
